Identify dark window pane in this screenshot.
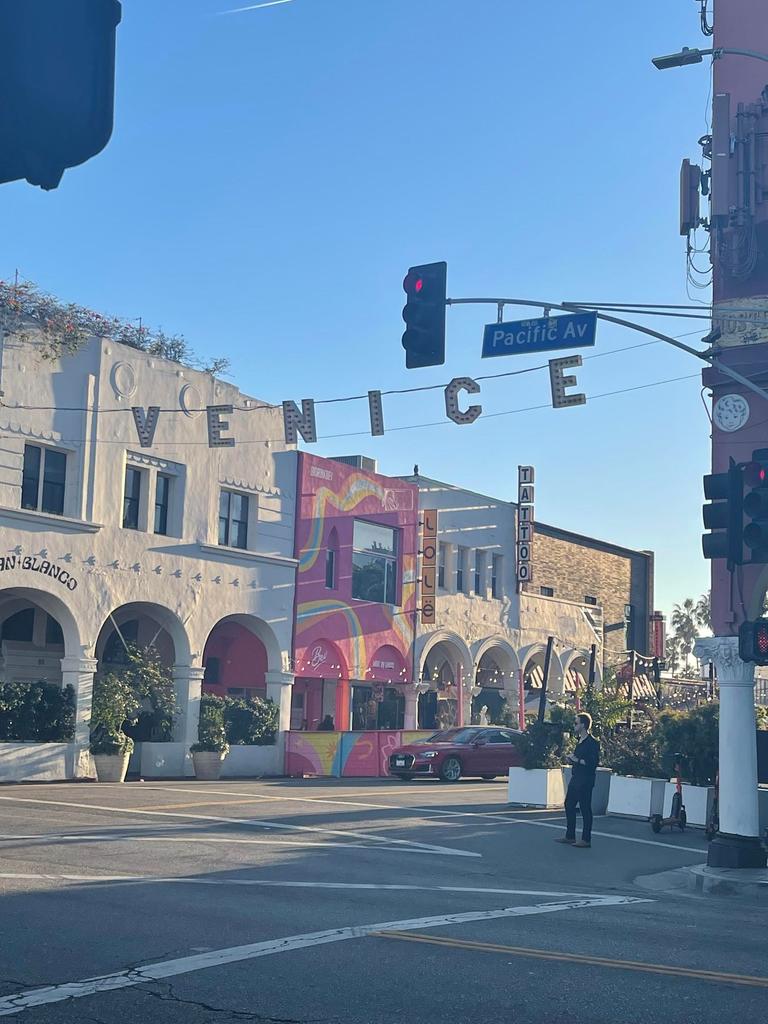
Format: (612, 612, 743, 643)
(352, 552, 387, 602)
(154, 474, 170, 535)
(122, 467, 141, 529)
(45, 614, 64, 646)
(385, 559, 397, 604)
(102, 619, 139, 665)
(218, 515, 229, 546)
(352, 520, 396, 556)
(232, 518, 248, 549)
(21, 445, 41, 510)
(40, 449, 66, 515)
(204, 656, 221, 684)
(325, 548, 335, 589)
(219, 490, 230, 519)
(231, 493, 247, 522)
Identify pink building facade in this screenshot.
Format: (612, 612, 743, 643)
(291, 453, 419, 733)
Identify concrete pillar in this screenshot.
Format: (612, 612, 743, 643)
(695, 636, 766, 868)
(60, 656, 98, 779)
(172, 663, 206, 762)
(266, 671, 294, 733)
(404, 687, 418, 730)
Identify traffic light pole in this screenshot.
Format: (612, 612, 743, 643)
(446, 296, 768, 406)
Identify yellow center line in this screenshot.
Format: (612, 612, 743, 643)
(372, 931, 768, 989)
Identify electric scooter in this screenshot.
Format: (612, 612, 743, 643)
(651, 754, 687, 833)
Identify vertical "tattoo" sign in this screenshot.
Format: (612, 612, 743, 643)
(517, 466, 535, 590)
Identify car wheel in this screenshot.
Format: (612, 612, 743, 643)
(393, 773, 414, 781)
(481, 775, 497, 780)
(440, 757, 462, 782)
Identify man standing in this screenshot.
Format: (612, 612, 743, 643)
(556, 712, 600, 849)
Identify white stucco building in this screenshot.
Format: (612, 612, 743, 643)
(401, 475, 653, 729)
(0, 328, 297, 780)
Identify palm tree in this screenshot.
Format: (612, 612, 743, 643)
(665, 635, 681, 677)
(695, 591, 712, 632)
(671, 598, 699, 674)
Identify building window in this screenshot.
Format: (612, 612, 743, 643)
(154, 474, 171, 535)
(325, 548, 336, 589)
(491, 554, 502, 599)
(438, 543, 447, 589)
(540, 586, 554, 597)
(351, 520, 398, 604)
(474, 550, 485, 595)
(21, 444, 66, 516)
(1, 608, 35, 642)
(456, 547, 467, 593)
(204, 656, 221, 685)
(122, 467, 142, 530)
(584, 595, 598, 606)
(45, 614, 64, 646)
(219, 490, 249, 549)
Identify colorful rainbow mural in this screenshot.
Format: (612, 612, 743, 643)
(293, 453, 418, 683)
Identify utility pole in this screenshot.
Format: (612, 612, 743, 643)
(661, 0, 768, 868)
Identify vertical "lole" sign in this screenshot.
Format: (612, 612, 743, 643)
(517, 466, 535, 589)
(421, 509, 439, 624)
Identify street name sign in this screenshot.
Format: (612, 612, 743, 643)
(482, 311, 597, 359)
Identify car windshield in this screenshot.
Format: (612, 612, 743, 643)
(423, 728, 482, 745)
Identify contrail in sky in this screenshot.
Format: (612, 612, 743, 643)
(220, 0, 295, 13)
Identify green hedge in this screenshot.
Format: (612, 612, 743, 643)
(196, 694, 278, 750)
(0, 681, 75, 742)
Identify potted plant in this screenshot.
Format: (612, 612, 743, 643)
(508, 707, 575, 808)
(191, 695, 230, 780)
(89, 671, 140, 783)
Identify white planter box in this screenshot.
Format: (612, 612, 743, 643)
(608, 775, 667, 820)
(221, 738, 284, 777)
(0, 742, 72, 782)
(139, 742, 188, 778)
(508, 766, 565, 808)
(664, 781, 715, 828)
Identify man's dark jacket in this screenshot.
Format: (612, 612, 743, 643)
(571, 734, 600, 785)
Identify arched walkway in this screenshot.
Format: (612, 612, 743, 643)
(472, 638, 520, 725)
(417, 631, 473, 730)
(0, 586, 91, 775)
(95, 602, 191, 747)
(519, 642, 565, 716)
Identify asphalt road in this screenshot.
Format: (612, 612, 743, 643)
(0, 777, 765, 1023)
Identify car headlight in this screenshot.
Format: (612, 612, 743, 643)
(420, 751, 439, 758)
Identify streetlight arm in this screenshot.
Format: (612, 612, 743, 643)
(714, 47, 768, 64)
(445, 296, 768, 405)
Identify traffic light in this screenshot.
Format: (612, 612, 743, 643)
(0, 1, 122, 190)
(401, 261, 447, 368)
(738, 618, 768, 665)
(743, 449, 768, 563)
(702, 458, 744, 567)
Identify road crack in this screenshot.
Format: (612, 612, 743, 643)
(136, 979, 335, 1023)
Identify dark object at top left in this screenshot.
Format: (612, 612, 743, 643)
(0, 0, 122, 190)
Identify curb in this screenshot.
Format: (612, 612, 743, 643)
(685, 864, 768, 899)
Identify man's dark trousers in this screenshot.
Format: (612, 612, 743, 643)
(564, 779, 594, 843)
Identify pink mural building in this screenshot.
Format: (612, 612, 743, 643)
(291, 453, 419, 734)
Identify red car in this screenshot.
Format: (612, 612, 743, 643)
(388, 726, 523, 782)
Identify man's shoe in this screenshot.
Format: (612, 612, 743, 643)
(555, 837, 576, 844)
(573, 840, 591, 848)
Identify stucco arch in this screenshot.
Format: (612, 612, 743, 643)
(519, 641, 565, 697)
(0, 585, 85, 658)
(95, 601, 191, 667)
(417, 629, 473, 683)
(560, 648, 603, 691)
(202, 613, 283, 675)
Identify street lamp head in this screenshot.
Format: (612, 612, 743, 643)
(652, 46, 705, 70)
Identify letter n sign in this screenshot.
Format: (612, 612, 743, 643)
(421, 509, 438, 625)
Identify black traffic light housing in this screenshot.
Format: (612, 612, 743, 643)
(0, 0, 122, 190)
(702, 458, 744, 568)
(402, 261, 447, 368)
(738, 618, 768, 665)
(743, 449, 768, 563)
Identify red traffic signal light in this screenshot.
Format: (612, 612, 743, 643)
(401, 261, 447, 369)
(743, 449, 768, 560)
(739, 618, 768, 665)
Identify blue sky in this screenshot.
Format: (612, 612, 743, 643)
(0, 0, 715, 616)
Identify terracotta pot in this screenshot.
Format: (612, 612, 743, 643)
(192, 750, 227, 780)
(93, 752, 130, 783)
